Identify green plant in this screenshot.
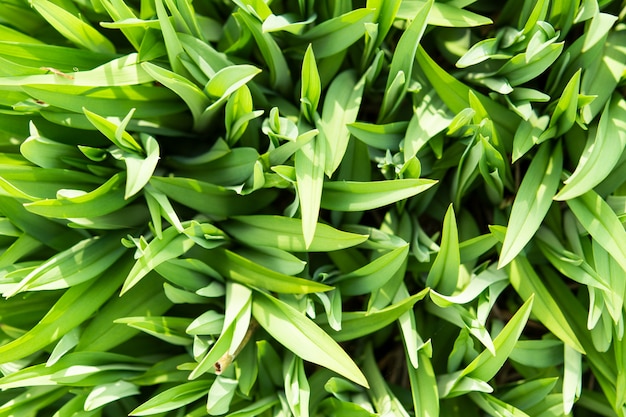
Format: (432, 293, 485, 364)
(1, 0, 626, 416)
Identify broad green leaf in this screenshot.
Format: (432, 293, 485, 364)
(115, 316, 192, 345)
(0, 352, 147, 389)
(548, 69, 581, 137)
(262, 13, 316, 34)
(24, 173, 130, 219)
(556, 96, 626, 200)
(130, 380, 212, 416)
(301, 44, 321, 123)
(398, 1, 492, 27)
(85, 380, 140, 411)
(234, 11, 291, 95)
(317, 289, 429, 341)
(225, 85, 259, 145)
(460, 296, 533, 382)
(252, 291, 369, 387)
(77, 272, 172, 352)
(207, 376, 238, 415)
(140, 62, 210, 131)
(331, 245, 409, 295)
(150, 176, 277, 217)
(20, 123, 84, 169)
(563, 344, 583, 413)
(122, 226, 195, 294)
(407, 349, 439, 417)
(0, 256, 134, 364)
(301, 8, 375, 58)
(321, 179, 436, 212)
(221, 215, 368, 252)
(83, 108, 142, 152)
(404, 89, 453, 160)
(204, 64, 261, 99)
(283, 355, 311, 417)
(566, 190, 626, 273)
(30, 0, 115, 54)
(498, 43, 564, 87)
(426, 204, 459, 295)
(118, 134, 160, 199)
(153, 0, 187, 77)
(580, 26, 626, 123)
(97, 0, 145, 49)
(0, 53, 151, 87)
(24, 83, 185, 118)
(430, 266, 508, 306)
(205, 248, 332, 294)
(415, 46, 518, 140)
(296, 135, 326, 248)
(469, 392, 531, 417)
(319, 70, 365, 176)
(509, 256, 585, 353)
(5, 232, 125, 295)
(227, 396, 279, 417)
(347, 121, 407, 151)
(499, 141, 562, 268)
(379, 0, 431, 121)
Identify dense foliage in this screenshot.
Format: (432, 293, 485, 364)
(1, 0, 626, 415)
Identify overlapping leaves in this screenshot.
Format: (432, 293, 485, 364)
(0, 0, 625, 416)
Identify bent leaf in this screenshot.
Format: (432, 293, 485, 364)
(321, 179, 436, 212)
(252, 291, 368, 387)
(221, 215, 368, 252)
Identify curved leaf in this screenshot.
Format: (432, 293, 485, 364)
(252, 291, 368, 387)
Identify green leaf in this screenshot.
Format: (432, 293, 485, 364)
(301, 44, 321, 123)
(140, 62, 210, 131)
(320, 70, 365, 176)
(207, 376, 238, 415)
(221, 215, 368, 252)
(252, 291, 369, 388)
(30, 0, 115, 54)
(296, 135, 326, 248)
(407, 349, 439, 416)
(556, 96, 626, 200)
(0, 53, 151, 87)
(330, 245, 409, 295)
(150, 176, 277, 217)
(426, 204, 460, 295)
(499, 141, 562, 268)
(130, 380, 212, 416)
(117, 134, 160, 199)
(415, 46, 518, 140)
(85, 380, 140, 411)
(5, 232, 125, 295)
(317, 288, 429, 341)
(548, 69, 581, 137)
(0, 256, 134, 364)
(115, 316, 192, 346)
(301, 8, 375, 58)
(24, 173, 130, 219)
(565, 189, 626, 273)
(122, 226, 195, 294)
(379, 0, 431, 121)
(205, 248, 332, 294)
(509, 256, 585, 353)
(204, 64, 261, 99)
(83, 108, 142, 152)
(234, 11, 291, 95)
(460, 296, 533, 382)
(321, 179, 436, 212)
(20, 123, 85, 169)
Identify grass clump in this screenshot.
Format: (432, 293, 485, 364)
(1, 0, 626, 416)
